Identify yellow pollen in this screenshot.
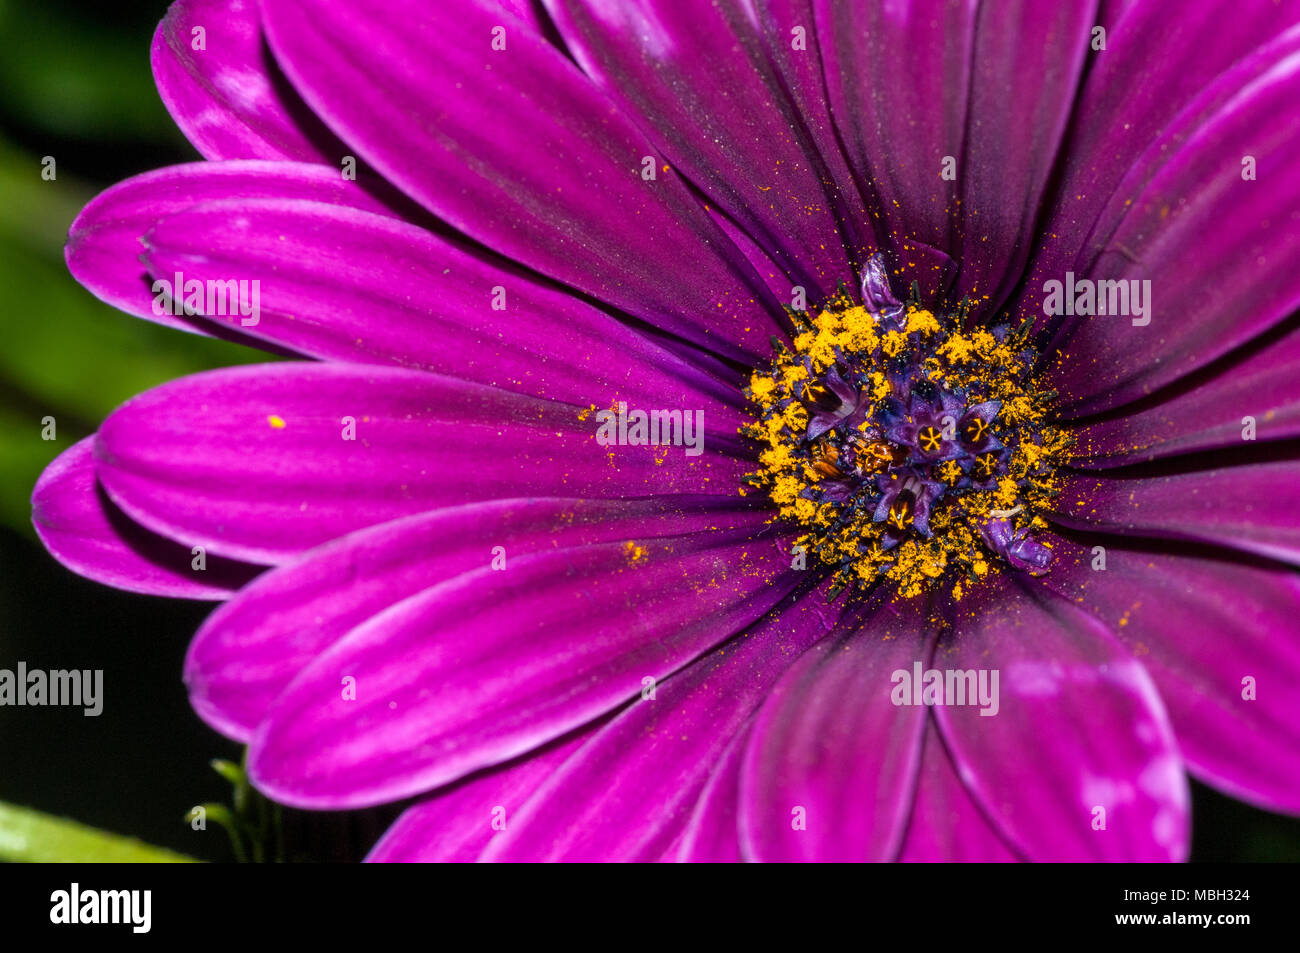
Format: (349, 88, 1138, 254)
(741, 287, 1071, 599)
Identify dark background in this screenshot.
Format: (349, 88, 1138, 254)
(0, 0, 1297, 862)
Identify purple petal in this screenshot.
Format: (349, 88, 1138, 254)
(1070, 320, 1300, 467)
(948, 0, 1096, 310)
(1045, 539, 1300, 814)
(673, 717, 751, 863)
(140, 197, 745, 415)
(1045, 26, 1300, 416)
(151, 0, 341, 162)
(94, 362, 751, 564)
(65, 161, 392, 332)
(811, 0, 978, 271)
(1054, 463, 1300, 565)
(496, 0, 546, 29)
(259, 0, 783, 362)
(738, 594, 934, 861)
(479, 592, 837, 861)
(186, 496, 765, 740)
(246, 525, 799, 808)
(258, 0, 774, 361)
(749, 0, 878, 255)
(364, 726, 601, 863)
(31, 438, 260, 599)
(1022, 2, 1300, 336)
(815, 0, 1094, 311)
(897, 719, 1021, 862)
(544, 0, 860, 299)
(934, 575, 1189, 861)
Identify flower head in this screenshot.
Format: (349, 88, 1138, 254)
(744, 260, 1070, 598)
(30, 0, 1300, 862)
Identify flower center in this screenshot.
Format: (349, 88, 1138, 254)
(742, 255, 1072, 599)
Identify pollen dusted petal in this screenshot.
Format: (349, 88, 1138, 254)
(947, 0, 1098, 313)
(94, 363, 752, 564)
(738, 594, 935, 862)
(1053, 462, 1300, 566)
(1045, 538, 1300, 814)
(1021, 0, 1300, 336)
(247, 525, 799, 809)
(1045, 26, 1300, 417)
(259, 0, 784, 363)
(480, 592, 837, 861)
(140, 197, 747, 417)
(810, 0, 977, 265)
(186, 496, 769, 741)
(1068, 318, 1300, 467)
(543, 0, 863, 300)
(934, 575, 1190, 862)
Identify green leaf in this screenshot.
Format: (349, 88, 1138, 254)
(0, 800, 200, 863)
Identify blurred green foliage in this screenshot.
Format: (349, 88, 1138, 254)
(0, 0, 165, 140)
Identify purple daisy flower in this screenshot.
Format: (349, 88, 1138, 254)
(30, 0, 1300, 862)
